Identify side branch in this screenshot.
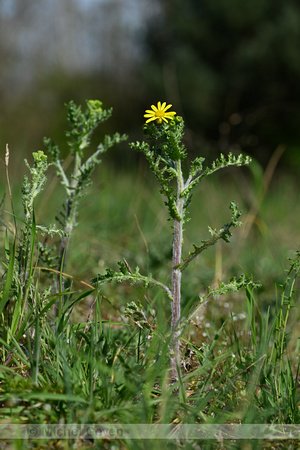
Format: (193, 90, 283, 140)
(92, 262, 173, 300)
(181, 153, 251, 198)
(175, 202, 242, 272)
(179, 275, 261, 331)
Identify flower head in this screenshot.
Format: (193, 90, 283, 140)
(144, 101, 176, 124)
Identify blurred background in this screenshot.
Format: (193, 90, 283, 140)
(1, 0, 300, 170)
(0, 0, 299, 303)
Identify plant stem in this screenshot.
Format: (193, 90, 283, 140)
(170, 159, 184, 380)
(57, 153, 81, 295)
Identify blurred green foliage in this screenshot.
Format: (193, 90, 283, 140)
(1, 0, 300, 174)
(143, 0, 300, 168)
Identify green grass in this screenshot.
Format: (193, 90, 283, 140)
(0, 158, 299, 449)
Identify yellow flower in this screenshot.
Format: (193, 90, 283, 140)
(144, 101, 176, 124)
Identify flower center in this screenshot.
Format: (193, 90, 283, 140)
(155, 110, 164, 117)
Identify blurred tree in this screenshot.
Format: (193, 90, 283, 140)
(142, 0, 300, 166)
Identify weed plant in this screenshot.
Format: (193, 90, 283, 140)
(0, 100, 299, 449)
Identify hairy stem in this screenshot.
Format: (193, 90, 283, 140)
(56, 153, 81, 296)
(170, 159, 184, 380)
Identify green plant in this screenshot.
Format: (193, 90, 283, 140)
(0, 99, 298, 449)
(93, 101, 257, 381)
(44, 100, 127, 300)
(0, 149, 64, 342)
(0, 99, 126, 346)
